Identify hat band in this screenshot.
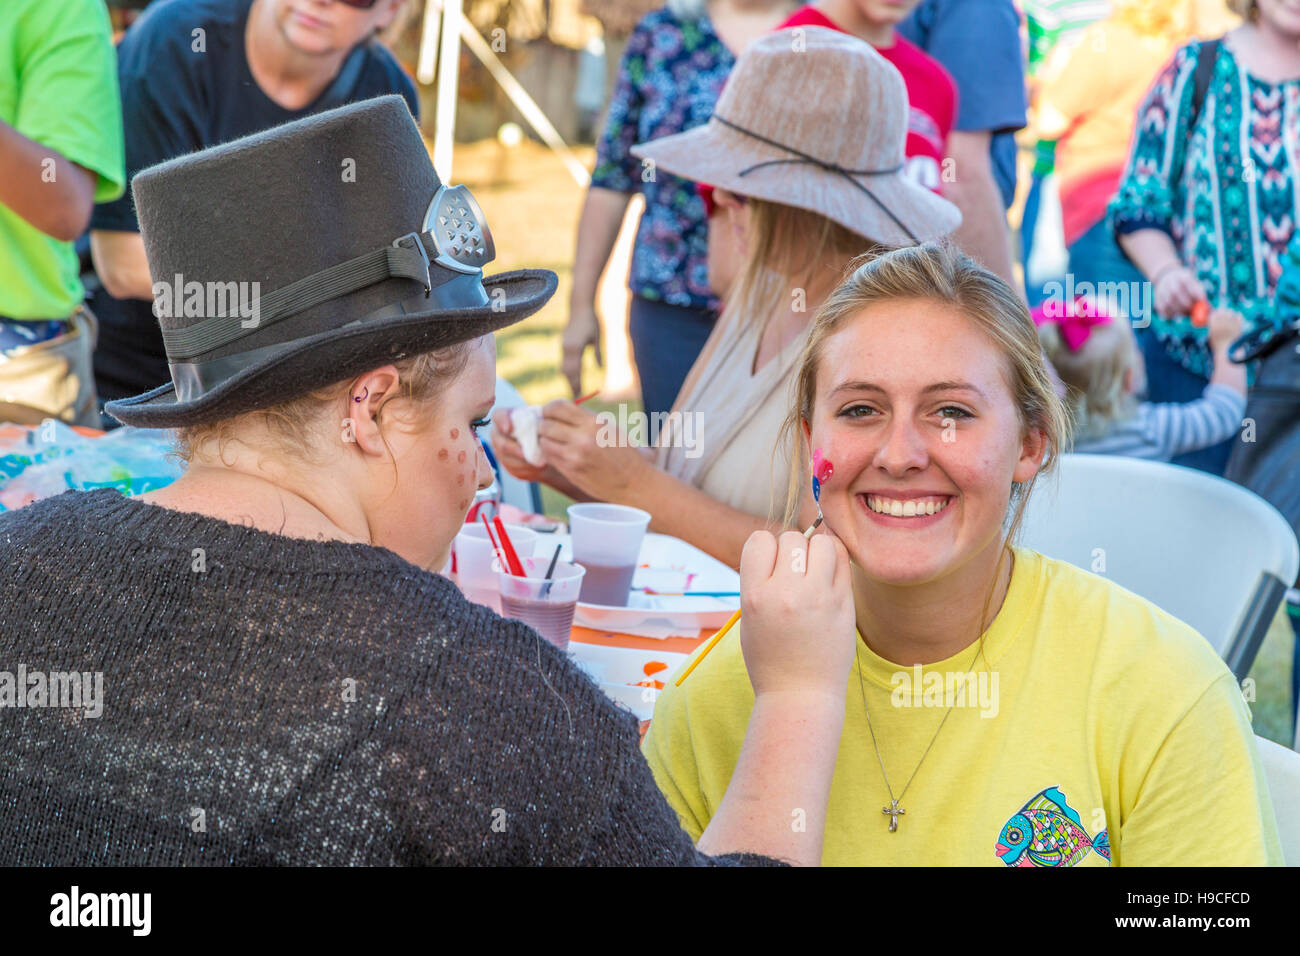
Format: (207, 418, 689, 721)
(160, 230, 459, 361)
(711, 114, 920, 245)
(168, 272, 489, 404)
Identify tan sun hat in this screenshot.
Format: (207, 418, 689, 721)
(630, 26, 961, 247)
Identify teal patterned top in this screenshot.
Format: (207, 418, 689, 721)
(1109, 38, 1297, 381)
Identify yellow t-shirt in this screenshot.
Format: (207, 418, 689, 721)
(642, 547, 1283, 866)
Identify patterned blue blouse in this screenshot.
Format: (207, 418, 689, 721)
(591, 6, 732, 310)
(1109, 39, 1296, 381)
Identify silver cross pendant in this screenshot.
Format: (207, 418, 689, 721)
(882, 800, 905, 832)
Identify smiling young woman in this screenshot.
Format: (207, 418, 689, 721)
(642, 242, 1283, 866)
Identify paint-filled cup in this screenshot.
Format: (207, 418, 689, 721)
(454, 522, 538, 613)
(498, 557, 587, 650)
(566, 503, 650, 606)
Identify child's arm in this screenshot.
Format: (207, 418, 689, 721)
(1142, 386, 1245, 460)
(1141, 310, 1247, 458)
(1207, 308, 1247, 397)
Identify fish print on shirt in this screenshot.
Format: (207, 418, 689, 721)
(996, 786, 1112, 867)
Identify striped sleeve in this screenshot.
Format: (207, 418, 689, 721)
(1141, 384, 1245, 458)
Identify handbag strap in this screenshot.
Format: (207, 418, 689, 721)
(1228, 318, 1300, 364)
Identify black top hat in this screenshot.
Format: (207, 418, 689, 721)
(104, 95, 557, 429)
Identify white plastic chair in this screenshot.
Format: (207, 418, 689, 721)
(482, 377, 542, 514)
(1256, 736, 1300, 866)
(1018, 454, 1299, 680)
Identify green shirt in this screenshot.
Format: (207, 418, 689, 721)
(0, 0, 125, 319)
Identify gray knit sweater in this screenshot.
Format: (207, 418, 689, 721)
(0, 489, 777, 866)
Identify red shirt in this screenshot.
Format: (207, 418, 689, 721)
(779, 7, 955, 192)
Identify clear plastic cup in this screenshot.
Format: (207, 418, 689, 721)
(454, 523, 538, 613)
(566, 503, 650, 606)
(498, 557, 587, 650)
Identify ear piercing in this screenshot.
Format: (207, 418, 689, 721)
(354, 386, 368, 403)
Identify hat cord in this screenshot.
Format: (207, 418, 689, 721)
(711, 114, 921, 245)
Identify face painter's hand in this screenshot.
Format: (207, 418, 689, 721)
(490, 408, 549, 483)
(491, 408, 582, 497)
(537, 400, 650, 503)
(738, 527, 855, 702)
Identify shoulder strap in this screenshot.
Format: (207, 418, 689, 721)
(1189, 38, 1220, 131)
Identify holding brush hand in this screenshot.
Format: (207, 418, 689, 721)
(736, 529, 855, 699)
(694, 524, 855, 864)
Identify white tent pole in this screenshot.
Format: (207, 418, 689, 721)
(422, 0, 591, 188)
(457, 20, 591, 188)
(416, 0, 442, 86)
(432, 0, 464, 180)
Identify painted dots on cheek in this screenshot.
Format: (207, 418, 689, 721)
(457, 473, 465, 486)
(437, 448, 449, 461)
(450, 428, 459, 440)
(458, 497, 470, 511)
(457, 450, 467, 464)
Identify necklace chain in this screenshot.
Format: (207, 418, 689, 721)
(856, 549, 1014, 830)
(855, 634, 988, 830)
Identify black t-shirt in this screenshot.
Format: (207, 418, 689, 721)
(90, 0, 419, 403)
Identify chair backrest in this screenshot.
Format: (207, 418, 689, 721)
(1256, 736, 1300, 865)
(1018, 454, 1299, 663)
(484, 377, 541, 513)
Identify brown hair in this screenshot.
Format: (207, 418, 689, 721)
(1224, 0, 1257, 23)
(775, 242, 1072, 650)
(168, 343, 474, 477)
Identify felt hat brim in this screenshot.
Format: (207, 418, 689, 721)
(631, 120, 961, 248)
(104, 269, 555, 429)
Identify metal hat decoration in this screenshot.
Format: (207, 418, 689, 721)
(427, 185, 496, 274)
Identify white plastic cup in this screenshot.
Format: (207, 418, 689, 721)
(566, 503, 650, 606)
(498, 557, 586, 650)
(454, 522, 538, 612)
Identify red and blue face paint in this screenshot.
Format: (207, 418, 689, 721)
(812, 448, 834, 503)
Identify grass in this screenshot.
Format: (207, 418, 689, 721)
(1246, 604, 1297, 747)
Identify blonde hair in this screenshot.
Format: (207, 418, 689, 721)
(1038, 317, 1140, 444)
(727, 195, 887, 385)
(169, 343, 473, 475)
(775, 243, 1071, 648)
